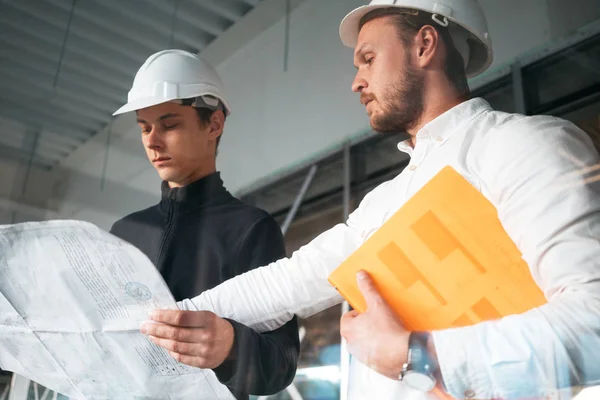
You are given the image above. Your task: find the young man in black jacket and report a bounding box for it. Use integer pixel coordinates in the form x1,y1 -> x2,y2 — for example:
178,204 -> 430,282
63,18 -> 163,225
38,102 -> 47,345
110,49 -> 299,400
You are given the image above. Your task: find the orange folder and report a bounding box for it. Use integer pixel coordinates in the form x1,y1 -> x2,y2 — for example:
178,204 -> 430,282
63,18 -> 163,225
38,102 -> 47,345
328,166 -> 547,332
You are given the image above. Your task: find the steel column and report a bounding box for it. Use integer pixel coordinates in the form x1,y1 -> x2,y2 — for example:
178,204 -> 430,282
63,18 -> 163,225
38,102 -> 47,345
511,62 -> 527,114
280,164 -> 318,236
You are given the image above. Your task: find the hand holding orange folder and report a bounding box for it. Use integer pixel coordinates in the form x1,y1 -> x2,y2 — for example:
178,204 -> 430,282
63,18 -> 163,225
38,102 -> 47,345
329,166 -> 546,332
329,166 -> 547,399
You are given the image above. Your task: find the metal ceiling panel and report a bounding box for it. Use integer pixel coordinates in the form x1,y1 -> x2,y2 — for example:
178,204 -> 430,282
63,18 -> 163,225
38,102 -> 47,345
0,66 -> 119,115
0,129 -> 30,151
191,0 -> 248,22
0,118 -> 79,158
0,91 -> 105,134
0,29 -> 133,89
0,102 -> 93,141
1,49 -> 125,105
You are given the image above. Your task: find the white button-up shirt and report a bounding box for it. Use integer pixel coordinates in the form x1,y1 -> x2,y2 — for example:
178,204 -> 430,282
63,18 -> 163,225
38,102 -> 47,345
182,98 -> 600,399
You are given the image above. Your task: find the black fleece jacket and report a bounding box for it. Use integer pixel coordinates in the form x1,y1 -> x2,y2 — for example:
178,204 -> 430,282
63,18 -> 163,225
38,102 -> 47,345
110,172 -> 299,400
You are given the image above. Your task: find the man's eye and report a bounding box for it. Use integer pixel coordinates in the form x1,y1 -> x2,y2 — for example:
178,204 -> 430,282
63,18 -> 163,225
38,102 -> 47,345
164,124 -> 179,130
366,57 -> 374,65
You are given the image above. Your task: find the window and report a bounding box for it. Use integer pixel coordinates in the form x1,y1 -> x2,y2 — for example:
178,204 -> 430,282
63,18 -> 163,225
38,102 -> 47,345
523,33 -> 600,115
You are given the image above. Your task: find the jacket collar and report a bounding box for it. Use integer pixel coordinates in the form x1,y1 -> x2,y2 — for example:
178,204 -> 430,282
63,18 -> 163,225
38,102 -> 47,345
159,172 -> 231,212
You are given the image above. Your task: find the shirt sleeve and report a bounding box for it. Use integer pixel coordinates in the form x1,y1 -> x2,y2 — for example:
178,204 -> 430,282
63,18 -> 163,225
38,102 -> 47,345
179,206 -> 366,333
108,219 -> 122,236
211,216 -> 300,395
433,117 -> 600,399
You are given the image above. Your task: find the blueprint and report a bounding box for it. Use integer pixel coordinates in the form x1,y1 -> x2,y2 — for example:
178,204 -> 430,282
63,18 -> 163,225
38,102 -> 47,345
0,220 -> 235,400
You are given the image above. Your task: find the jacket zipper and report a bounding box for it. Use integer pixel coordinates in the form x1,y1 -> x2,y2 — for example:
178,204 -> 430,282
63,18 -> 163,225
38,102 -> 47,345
156,194 -> 178,268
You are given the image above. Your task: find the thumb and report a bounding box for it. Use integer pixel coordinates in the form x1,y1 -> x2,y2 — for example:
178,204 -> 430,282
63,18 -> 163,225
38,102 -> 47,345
356,270 -> 383,309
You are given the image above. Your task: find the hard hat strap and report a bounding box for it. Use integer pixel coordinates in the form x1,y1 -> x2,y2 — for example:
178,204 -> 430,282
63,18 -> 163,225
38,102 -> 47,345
179,98 -> 196,107
176,96 -> 224,113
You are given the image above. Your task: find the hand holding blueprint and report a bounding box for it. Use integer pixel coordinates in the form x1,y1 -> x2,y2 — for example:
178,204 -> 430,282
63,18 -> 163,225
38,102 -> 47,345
0,220 -> 235,400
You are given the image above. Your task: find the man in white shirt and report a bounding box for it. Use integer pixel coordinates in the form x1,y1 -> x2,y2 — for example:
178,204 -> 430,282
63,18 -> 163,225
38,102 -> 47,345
141,0 -> 600,398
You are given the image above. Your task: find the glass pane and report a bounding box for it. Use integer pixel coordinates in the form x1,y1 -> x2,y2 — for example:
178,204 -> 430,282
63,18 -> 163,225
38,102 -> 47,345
273,205 -> 343,400
523,34 -> 600,114
294,307 -> 341,400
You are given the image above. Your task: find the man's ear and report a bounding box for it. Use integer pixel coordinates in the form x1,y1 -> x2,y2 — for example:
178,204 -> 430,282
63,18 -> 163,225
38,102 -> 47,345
413,25 -> 440,68
208,110 -> 225,140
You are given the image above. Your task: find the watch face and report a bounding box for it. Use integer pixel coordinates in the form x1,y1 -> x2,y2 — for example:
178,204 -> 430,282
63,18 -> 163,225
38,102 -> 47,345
403,371 -> 436,392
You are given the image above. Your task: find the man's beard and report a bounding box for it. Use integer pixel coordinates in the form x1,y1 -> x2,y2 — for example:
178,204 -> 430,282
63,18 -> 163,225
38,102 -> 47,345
370,62 -> 425,134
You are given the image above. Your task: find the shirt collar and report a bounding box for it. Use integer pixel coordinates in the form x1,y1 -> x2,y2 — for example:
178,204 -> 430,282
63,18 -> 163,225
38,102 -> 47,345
397,97 -> 492,155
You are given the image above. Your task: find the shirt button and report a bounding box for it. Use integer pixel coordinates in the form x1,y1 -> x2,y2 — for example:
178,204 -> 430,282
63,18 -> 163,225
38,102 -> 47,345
436,136 -> 444,142
464,389 -> 476,398
408,165 -> 417,171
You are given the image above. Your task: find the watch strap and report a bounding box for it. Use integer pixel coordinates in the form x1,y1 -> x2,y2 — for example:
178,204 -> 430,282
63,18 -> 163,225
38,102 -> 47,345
409,332 -> 431,364
406,331 -> 438,375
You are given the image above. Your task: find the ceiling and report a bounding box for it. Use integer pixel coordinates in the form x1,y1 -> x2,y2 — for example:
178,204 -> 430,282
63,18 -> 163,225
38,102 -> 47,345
0,0 -> 263,170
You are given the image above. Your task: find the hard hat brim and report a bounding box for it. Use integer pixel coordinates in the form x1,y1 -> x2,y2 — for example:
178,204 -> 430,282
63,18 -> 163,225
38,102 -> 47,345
113,95 -> 232,116
339,5 -> 383,49
112,96 -> 173,116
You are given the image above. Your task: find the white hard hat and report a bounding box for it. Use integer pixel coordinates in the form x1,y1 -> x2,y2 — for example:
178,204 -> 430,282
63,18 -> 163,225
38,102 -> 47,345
339,0 -> 493,78
113,49 -> 232,116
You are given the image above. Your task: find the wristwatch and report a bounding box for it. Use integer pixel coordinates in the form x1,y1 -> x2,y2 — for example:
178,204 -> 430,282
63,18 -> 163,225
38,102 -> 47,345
400,331 -> 437,391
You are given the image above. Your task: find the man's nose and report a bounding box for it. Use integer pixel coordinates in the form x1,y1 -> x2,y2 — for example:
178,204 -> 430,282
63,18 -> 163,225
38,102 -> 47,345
144,129 -> 163,150
352,72 -> 367,93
